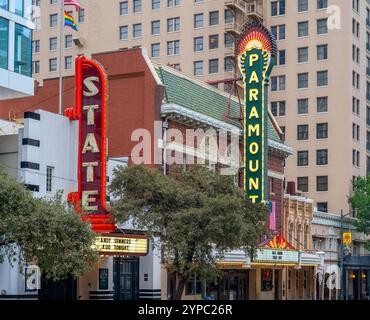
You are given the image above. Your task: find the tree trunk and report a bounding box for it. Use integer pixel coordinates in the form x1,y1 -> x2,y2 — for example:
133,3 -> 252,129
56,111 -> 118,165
174,274 -> 188,300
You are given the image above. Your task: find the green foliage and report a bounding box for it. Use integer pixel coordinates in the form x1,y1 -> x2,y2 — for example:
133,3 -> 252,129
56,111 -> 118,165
109,165 -> 268,299
0,169 -> 98,280
349,176 -> 370,250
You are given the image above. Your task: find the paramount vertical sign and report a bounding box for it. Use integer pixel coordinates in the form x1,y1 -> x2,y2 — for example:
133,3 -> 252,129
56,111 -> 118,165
65,56 -> 115,233
236,22 -> 277,203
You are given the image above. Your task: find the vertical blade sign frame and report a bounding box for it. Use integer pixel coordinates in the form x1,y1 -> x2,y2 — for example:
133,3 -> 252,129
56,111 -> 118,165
64,56 -> 115,233
236,21 -> 277,204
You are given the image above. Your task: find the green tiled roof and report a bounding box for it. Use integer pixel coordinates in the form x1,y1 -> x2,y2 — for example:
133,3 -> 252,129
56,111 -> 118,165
155,65 -> 282,143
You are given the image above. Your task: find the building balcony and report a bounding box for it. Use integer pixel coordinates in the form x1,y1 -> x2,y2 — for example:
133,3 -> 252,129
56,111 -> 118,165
225,0 -> 263,20
224,45 -> 235,58
343,255 -> 370,268
225,21 -> 243,36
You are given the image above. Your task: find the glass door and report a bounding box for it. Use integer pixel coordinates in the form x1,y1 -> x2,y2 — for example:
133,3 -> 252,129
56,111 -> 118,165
113,257 -> 139,300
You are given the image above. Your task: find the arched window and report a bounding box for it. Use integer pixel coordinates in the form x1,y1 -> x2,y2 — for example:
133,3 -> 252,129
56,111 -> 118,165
288,222 -> 294,244
304,225 -> 309,249
296,224 -> 302,249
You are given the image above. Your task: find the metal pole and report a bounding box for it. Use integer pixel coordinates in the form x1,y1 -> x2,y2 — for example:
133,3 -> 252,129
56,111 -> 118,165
339,209 -> 344,300
58,0 -> 65,114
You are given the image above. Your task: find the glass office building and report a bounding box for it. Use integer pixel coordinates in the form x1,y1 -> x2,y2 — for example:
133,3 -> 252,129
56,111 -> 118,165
0,0 -> 34,99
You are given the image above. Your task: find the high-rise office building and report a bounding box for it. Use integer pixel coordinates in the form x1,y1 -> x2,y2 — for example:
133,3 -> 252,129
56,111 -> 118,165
0,0 -> 34,99
29,0 -> 369,214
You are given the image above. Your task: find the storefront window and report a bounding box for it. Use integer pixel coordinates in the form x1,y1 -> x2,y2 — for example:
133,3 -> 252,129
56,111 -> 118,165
14,23 -> 32,77
0,0 -> 8,10
186,274 -> 202,295
0,17 -> 8,70
261,269 -> 273,291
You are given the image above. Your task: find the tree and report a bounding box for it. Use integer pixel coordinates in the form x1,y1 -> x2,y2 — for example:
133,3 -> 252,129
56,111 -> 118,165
0,169 -> 98,281
109,165 -> 268,300
349,176 -> 370,250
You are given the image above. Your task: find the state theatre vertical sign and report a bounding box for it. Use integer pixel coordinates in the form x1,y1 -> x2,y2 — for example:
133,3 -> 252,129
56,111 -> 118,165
236,22 -> 277,203
65,56 -> 115,233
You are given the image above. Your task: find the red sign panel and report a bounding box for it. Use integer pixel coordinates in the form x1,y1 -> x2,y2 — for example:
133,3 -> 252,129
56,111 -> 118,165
65,56 -> 115,233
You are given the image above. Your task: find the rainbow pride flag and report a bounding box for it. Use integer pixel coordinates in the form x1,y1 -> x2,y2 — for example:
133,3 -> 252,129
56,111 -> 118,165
64,11 -> 78,31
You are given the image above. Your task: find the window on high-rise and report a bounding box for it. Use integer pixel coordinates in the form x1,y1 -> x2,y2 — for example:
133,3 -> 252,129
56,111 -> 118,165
278,50 -> 286,65
224,58 -> 234,72
194,37 -> 203,52
271,101 -> 286,116
209,11 -> 219,26
133,0 -> 141,13
224,33 -> 234,48
50,14 -> 58,28
317,0 -> 327,9
65,56 -> 72,70
194,13 -> 204,28
32,60 -> 40,74
120,1 -> 128,15
49,58 -> 57,72
297,151 -> 309,166
298,98 -> 309,114
317,18 -> 328,34
298,0 -> 308,12
298,21 -> 309,37
14,23 -> 32,77
133,23 -> 142,38
271,0 -> 285,16
209,34 -> 219,50
152,0 -> 160,10
0,17 -> 9,70
32,40 -> 40,53
316,123 -> 328,139
224,9 -> 234,24
297,177 -> 309,192
271,76 -> 285,91
151,20 -> 160,35
298,47 -> 308,63
317,44 -> 328,60
271,25 -> 286,40
167,40 -> 180,55
167,17 -> 180,32
317,176 -> 328,192
78,8 -> 85,22
65,35 -> 72,49
193,60 -> 203,76
209,59 -> 219,74
317,202 -> 328,212
167,0 -> 181,7
317,70 -> 328,87
120,25 -> 128,40
317,149 -> 328,165
298,73 -> 309,88
49,37 -> 57,51
297,124 -> 309,140
317,97 -> 328,112
151,43 -> 160,58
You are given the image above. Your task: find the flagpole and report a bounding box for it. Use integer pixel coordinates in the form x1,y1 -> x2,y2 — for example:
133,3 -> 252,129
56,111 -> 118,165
58,0 -> 65,115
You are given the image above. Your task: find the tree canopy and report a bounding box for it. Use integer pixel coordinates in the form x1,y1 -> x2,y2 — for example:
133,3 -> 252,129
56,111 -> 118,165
109,165 -> 268,299
349,176 -> 370,250
0,169 -> 98,280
